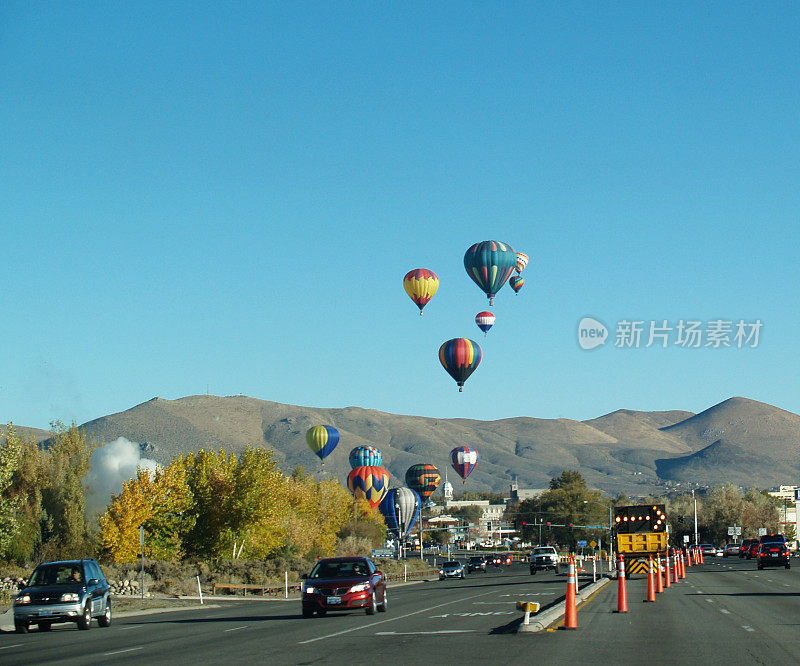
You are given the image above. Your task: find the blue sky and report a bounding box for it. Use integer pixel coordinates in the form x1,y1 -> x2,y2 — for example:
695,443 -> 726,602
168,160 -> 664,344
2,2 -> 799,430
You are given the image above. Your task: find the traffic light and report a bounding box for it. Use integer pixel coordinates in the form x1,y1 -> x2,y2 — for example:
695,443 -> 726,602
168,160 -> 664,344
546,522 -> 552,529
569,523 -> 573,531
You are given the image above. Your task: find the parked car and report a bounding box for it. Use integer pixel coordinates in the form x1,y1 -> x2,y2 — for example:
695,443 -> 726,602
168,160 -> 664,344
439,560 -> 465,580
723,543 -> 739,557
301,557 -> 386,617
756,542 -> 791,570
467,556 -> 487,573
740,538 -> 759,558
529,546 -> 560,575
13,559 -> 111,633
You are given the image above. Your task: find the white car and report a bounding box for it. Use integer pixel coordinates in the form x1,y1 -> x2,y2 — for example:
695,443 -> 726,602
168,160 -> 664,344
529,546 -> 560,574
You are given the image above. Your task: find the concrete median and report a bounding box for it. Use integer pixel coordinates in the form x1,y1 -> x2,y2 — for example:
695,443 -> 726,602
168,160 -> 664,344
517,575 -> 611,633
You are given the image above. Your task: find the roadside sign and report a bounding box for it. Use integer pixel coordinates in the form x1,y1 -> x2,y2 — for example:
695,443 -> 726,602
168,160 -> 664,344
728,526 -> 735,536
683,535 -> 689,543
758,527 -> 767,536
589,540 -> 597,548
372,548 -> 394,558
795,488 -> 800,501
735,527 -> 742,536
577,540 -> 587,548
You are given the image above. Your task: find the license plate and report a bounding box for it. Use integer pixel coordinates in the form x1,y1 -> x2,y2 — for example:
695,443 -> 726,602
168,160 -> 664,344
326,596 -> 341,604
770,554 -> 778,557
39,609 -> 53,616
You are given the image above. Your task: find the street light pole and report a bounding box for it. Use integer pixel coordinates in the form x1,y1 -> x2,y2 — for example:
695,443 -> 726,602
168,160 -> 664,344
692,490 -> 699,545
584,500 -> 613,563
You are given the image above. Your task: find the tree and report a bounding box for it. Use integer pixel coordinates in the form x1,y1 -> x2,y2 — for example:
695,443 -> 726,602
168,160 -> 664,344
0,425 -> 23,557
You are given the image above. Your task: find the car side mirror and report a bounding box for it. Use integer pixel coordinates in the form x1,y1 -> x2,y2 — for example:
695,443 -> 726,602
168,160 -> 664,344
374,571 -> 382,577
300,573 -> 308,580
87,578 -> 99,586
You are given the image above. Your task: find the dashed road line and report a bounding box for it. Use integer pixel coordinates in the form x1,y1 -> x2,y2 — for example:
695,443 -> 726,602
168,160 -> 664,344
0,645 -> 23,651
720,609 -> 730,614
105,647 -> 144,656
224,625 -> 248,632
376,630 -> 474,636
742,626 -> 755,632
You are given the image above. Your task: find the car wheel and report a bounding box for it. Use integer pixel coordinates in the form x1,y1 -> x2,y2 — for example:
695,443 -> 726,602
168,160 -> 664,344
38,621 -> 52,631
786,564 -> 791,569
530,568 -> 536,575
77,604 -> 92,630
460,573 -> 465,579
553,565 -> 559,574
366,593 -> 377,615
14,620 -> 29,634
757,564 -> 763,570
377,589 -> 387,613
98,599 -> 112,627
316,609 -> 327,616
302,607 -> 314,618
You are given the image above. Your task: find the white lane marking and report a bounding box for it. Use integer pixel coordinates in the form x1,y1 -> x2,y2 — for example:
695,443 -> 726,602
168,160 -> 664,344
298,590 -> 495,644
720,609 -> 730,614
224,625 -> 248,632
706,599 -> 714,603
0,645 -> 23,651
118,625 -> 144,630
105,647 -> 144,656
696,590 -> 703,594
377,630 -> 474,635
742,626 -> 755,632
473,601 -> 521,605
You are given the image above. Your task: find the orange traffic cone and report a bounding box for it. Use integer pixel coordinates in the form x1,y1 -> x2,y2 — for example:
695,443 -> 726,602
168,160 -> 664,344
614,555 -> 628,612
562,555 -> 577,629
686,548 -> 693,567
678,550 -> 686,579
695,547 -> 700,565
672,550 -> 679,583
655,553 -> 664,593
644,555 -> 656,602
700,547 -> 704,564
664,553 -> 671,588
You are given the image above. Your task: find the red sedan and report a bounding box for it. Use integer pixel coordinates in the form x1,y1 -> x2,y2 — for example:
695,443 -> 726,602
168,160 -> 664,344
301,557 -> 387,618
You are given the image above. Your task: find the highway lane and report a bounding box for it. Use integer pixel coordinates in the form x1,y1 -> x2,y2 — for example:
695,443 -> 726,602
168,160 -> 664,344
5,558 -> 797,664
0,564 -> 579,665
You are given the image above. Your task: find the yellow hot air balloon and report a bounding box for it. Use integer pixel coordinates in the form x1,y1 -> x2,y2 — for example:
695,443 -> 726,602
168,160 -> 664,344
403,268 -> 439,315
515,252 -> 529,273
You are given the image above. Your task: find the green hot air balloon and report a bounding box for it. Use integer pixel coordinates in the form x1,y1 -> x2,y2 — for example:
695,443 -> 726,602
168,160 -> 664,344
405,463 -> 441,503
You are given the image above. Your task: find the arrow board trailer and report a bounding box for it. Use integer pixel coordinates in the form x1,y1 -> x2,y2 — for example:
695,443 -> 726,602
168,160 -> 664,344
614,504 -> 668,577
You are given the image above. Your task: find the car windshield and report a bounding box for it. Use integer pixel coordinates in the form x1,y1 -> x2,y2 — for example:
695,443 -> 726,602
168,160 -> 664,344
469,557 -> 482,562
28,564 -> 84,587
309,560 -> 369,579
443,561 -> 461,567
533,548 -> 554,555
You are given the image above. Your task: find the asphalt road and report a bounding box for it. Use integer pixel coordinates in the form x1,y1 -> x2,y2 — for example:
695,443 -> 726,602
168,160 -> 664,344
2,558 -> 799,664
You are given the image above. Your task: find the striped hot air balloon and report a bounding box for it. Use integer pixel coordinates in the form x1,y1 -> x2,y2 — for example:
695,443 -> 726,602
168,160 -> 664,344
474,311 -> 495,336
450,445 -> 479,483
347,466 -> 391,509
509,275 -> 524,294
403,268 -> 439,315
515,252 -> 529,273
438,338 -> 482,391
379,487 -> 421,540
349,445 -> 383,469
463,241 -> 517,305
405,464 -> 441,502
305,425 -> 339,464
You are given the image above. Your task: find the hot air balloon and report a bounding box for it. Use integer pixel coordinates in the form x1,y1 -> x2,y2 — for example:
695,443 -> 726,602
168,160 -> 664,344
515,252 -> 529,273
347,466 -> 391,509
450,445 -> 479,483
349,445 -> 383,469
509,275 -> 524,294
474,311 -> 495,336
405,464 -> 441,502
463,241 -> 517,305
379,487 -> 421,540
305,425 -> 339,464
438,338 -> 482,392
403,268 -> 439,315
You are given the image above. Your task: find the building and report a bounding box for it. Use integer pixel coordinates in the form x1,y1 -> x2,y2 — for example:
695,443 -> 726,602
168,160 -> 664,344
508,482 -> 548,505
767,485 -> 798,540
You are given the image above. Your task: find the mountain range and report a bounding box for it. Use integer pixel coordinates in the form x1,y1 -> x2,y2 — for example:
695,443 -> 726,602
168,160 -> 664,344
18,395 -> 800,497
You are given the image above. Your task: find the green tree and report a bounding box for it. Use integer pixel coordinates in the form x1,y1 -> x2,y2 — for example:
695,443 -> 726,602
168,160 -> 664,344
0,426 -> 23,557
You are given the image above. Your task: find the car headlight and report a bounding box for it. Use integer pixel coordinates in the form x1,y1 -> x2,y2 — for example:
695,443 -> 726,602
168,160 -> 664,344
60,593 -> 80,602
303,585 -> 316,594
15,594 -> 31,605
439,570 -> 444,574
349,582 -> 370,593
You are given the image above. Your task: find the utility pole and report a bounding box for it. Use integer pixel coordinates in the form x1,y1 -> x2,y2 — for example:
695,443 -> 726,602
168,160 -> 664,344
692,490 -> 699,545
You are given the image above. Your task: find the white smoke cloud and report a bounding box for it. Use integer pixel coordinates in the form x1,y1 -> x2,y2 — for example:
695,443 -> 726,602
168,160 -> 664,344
84,437 -> 159,519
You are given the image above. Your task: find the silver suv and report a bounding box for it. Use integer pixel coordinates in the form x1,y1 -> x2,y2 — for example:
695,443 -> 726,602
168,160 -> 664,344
13,559 -> 112,633
529,546 -> 560,574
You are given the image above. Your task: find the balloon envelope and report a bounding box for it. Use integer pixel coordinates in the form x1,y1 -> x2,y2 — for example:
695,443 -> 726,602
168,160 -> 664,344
349,445 -> 383,469
463,241 -> 517,304
474,311 -> 495,335
515,252 -> 529,273
347,466 -> 391,509
450,445 -> 479,482
509,275 -> 524,293
405,463 -> 441,501
305,425 -> 339,462
403,268 -> 439,314
439,338 -> 482,391
379,487 -> 420,539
